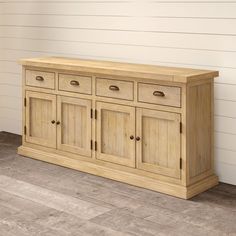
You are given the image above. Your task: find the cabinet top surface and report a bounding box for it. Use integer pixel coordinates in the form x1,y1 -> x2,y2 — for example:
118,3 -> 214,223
20,57 -> 219,83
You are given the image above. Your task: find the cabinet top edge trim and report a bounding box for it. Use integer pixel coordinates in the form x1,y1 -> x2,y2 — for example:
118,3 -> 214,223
20,57 -> 219,83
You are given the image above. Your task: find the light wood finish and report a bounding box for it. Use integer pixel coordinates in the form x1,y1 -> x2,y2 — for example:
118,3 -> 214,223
58,73 -> 92,95
187,81 -> 214,185
18,57 -> 219,199
20,57 -> 219,83
3,132 -> 232,236
57,96 -> 92,157
96,78 -> 134,101
25,69 -> 55,89
25,91 -> 57,148
136,108 -> 181,179
96,102 -> 135,167
18,146 -> 219,200
138,83 -> 181,107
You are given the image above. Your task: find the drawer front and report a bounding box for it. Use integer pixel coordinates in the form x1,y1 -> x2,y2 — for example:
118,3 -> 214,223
96,78 -> 134,100
59,74 -> 92,94
138,83 -> 181,107
25,70 -> 55,89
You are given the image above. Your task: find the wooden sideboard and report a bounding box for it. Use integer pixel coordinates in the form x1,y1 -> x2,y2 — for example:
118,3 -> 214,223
18,57 -> 219,199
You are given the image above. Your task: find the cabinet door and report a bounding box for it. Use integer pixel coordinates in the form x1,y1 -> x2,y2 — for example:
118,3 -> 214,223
25,91 -> 56,148
57,96 -> 92,157
96,102 -> 135,167
136,108 -> 181,179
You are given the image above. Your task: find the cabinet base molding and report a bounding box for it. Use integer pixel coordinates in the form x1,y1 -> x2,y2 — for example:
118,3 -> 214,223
18,146 -> 218,199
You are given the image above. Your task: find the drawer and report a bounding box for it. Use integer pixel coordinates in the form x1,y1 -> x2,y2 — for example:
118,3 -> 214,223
59,74 -> 92,94
25,70 -> 55,89
138,83 -> 181,107
96,78 -> 133,100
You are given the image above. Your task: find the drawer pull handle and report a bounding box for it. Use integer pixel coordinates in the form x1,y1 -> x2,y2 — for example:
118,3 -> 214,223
70,80 -> 80,86
153,91 -> 165,97
35,76 -> 44,81
109,85 -> 119,91
51,120 -> 55,124
130,135 -> 134,140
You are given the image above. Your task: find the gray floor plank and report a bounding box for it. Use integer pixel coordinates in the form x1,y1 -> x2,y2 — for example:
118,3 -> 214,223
0,131 -> 236,236
0,175 -> 111,220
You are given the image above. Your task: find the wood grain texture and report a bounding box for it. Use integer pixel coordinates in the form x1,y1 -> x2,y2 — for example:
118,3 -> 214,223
2,132 -> 235,236
136,108 -> 181,179
18,145 -> 218,200
138,82 -> 181,107
96,78 -> 134,101
19,57 -> 218,83
25,69 -> 55,90
18,57 -> 218,198
96,102 -> 135,168
25,91 -> 56,149
58,73 -> 92,95
187,81 -> 213,185
0,1 -> 235,186
57,96 -> 92,157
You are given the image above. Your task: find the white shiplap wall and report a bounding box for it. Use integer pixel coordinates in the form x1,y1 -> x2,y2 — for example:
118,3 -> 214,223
0,1 -> 4,132
0,0 -> 236,185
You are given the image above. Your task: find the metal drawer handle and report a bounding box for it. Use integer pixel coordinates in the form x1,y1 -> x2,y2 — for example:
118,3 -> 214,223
153,91 -> 165,97
70,80 -> 80,86
109,85 -> 119,91
35,76 -> 44,81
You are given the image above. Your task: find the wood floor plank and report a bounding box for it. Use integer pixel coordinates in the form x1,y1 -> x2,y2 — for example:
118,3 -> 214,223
0,132 -> 236,236
90,208 -> 174,236
0,175 -> 111,220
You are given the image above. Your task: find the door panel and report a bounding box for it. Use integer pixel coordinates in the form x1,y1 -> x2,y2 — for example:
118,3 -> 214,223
96,102 -> 135,167
25,91 -> 56,148
57,96 -> 92,157
136,108 -> 181,179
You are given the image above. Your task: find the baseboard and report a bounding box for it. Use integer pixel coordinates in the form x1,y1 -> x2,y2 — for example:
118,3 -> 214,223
18,145 -> 219,199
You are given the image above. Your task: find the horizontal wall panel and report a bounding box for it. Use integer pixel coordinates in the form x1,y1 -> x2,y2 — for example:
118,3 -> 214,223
215,99 -> 236,118
1,0 -> 236,185
215,148 -> 236,166
3,2 -> 236,18
0,84 -> 21,97
2,38 -> 236,68
215,161 -> 236,185
4,0 -> 131,2
215,132 -> 236,152
215,83 -> 236,101
0,61 -> 22,74
1,26 -> 236,52
0,73 -> 21,86
2,49 -> 236,86
1,15 -> 236,35
215,116 -> 236,135
0,117 -> 21,135
0,107 -> 21,117
0,95 -> 21,109
3,49 -> 236,89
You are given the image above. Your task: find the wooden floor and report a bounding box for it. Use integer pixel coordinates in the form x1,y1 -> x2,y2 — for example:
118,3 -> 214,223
0,132 -> 236,236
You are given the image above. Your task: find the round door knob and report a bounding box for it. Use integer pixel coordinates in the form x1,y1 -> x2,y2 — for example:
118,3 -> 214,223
56,121 -> 60,125
130,135 -> 134,140
136,136 -> 141,141
51,120 -> 55,124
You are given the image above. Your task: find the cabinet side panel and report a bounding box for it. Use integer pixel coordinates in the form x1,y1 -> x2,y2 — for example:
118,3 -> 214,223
188,81 -> 214,184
